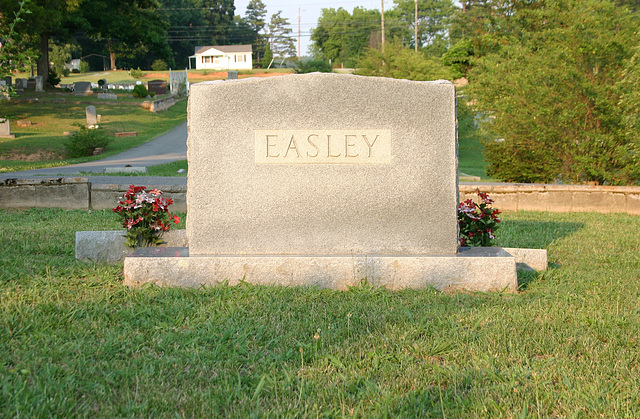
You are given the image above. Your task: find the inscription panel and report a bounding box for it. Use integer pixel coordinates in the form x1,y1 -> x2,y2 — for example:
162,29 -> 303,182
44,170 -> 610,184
255,130 -> 391,164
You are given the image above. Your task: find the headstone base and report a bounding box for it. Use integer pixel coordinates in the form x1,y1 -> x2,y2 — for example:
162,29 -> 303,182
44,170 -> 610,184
123,247 -> 518,292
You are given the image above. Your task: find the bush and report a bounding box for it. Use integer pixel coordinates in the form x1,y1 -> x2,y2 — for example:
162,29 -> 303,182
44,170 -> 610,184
132,84 -> 149,98
64,125 -> 112,158
151,59 -> 168,71
295,59 -> 332,74
130,67 -> 144,79
47,68 -> 61,86
79,61 -> 90,74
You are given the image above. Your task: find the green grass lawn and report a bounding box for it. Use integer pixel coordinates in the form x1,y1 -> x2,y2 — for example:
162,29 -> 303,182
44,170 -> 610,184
1,209 -> 639,416
0,94 -> 186,172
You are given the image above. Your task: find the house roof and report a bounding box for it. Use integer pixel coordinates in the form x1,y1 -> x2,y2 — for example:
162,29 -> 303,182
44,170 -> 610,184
194,45 -> 252,55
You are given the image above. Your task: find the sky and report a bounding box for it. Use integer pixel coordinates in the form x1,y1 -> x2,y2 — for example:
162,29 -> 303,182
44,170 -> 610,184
235,0 -> 387,56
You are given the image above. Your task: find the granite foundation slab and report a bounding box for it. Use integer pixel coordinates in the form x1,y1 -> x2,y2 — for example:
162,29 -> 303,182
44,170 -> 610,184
76,230 -> 188,264
123,247 -> 517,292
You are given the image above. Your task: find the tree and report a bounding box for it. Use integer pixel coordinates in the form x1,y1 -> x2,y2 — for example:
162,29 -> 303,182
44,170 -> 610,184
392,0 -> 454,56
80,0 -> 172,70
267,11 -> 295,64
0,0 -> 34,80
49,41 -> 81,76
310,7 -> 382,68
244,0 -> 267,63
0,0 -> 85,80
472,0 -> 640,185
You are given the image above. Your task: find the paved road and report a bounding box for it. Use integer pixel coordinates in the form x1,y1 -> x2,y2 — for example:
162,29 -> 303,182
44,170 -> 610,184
0,122 -> 188,185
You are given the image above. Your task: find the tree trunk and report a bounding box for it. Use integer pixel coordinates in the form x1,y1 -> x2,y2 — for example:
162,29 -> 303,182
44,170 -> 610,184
37,33 -> 49,83
109,40 -> 116,70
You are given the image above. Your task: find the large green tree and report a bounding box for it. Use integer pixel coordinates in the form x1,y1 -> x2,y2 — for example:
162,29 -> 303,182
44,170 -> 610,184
244,0 -> 267,63
310,7 -> 382,68
472,0 -> 640,185
266,11 -> 295,64
0,0 -> 84,80
392,0 -> 454,56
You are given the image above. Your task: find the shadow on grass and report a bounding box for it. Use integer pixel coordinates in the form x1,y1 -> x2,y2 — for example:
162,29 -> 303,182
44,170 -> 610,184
496,219 -> 585,250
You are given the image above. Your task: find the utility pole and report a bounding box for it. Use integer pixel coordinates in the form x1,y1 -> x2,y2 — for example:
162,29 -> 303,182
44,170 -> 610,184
381,0 -> 385,53
298,8 -> 301,61
414,0 -> 418,53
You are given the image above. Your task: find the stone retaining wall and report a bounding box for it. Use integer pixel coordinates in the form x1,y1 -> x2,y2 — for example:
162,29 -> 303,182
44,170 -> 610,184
459,184 -> 640,215
1,178 -> 638,215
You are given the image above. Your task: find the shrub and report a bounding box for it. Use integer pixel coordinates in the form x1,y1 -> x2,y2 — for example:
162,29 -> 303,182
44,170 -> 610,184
132,84 -> 149,98
295,59 -> 332,74
64,125 -> 112,158
458,190 -> 501,247
79,60 -> 90,74
47,68 -> 61,86
130,67 -> 144,79
151,59 -> 168,71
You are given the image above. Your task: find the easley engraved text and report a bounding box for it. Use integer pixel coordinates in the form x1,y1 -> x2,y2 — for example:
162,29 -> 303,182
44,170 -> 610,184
255,130 -> 391,164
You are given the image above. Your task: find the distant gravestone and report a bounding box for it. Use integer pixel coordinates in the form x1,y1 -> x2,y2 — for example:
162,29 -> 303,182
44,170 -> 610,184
169,70 -> 188,96
227,71 -> 238,80
35,76 -> 44,91
86,106 -> 98,126
4,77 -> 11,87
14,78 -> 26,89
0,119 -> 15,139
26,79 -> 36,90
147,79 -> 168,95
97,93 -> 117,100
74,81 -> 92,94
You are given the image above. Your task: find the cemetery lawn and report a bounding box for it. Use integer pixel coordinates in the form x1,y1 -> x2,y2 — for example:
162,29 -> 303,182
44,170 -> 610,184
1,209 -> 639,417
0,95 -> 187,173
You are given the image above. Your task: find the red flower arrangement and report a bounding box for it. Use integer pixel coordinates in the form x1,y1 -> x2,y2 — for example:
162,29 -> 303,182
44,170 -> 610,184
458,190 -> 501,247
113,185 -> 180,248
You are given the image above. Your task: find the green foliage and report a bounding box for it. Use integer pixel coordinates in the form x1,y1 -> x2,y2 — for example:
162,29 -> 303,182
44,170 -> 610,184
471,0 -> 640,185
0,0 -> 32,83
267,11 -> 296,63
64,125 -> 112,158
355,40 -> 453,81
132,84 -> 149,98
295,59 -> 333,74
49,42 -> 80,78
392,0 -> 454,56
130,67 -> 144,79
442,39 -> 473,79
151,59 -> 168,71
260,44 -> 274,68
47,68 -> 61,87
79,60 -> 91,74
311,7 -> 383,68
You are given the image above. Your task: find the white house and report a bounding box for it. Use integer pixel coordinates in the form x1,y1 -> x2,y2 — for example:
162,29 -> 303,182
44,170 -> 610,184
189,45 -> 253,71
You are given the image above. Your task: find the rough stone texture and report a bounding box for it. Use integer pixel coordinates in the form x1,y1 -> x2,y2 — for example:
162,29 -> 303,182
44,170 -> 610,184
459,184 -> 640,215
124,247 -> 517,292
170,71 -> 188,96
148,80 -> 168,95
74,81 -> 92,94
142,96 -> 176,112
0,119 -> 15,138
503,248 -> 547,271
90,184 -> 187,212
97,93 -> 117,100
35,76 -> 44,92
0,178 -> 90,209
187,74 -> 459,256
76,230 -> 188,264
86,106 -> 97,125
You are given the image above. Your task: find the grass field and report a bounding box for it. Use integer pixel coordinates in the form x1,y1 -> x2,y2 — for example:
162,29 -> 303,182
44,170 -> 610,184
1,209 -> 639,416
